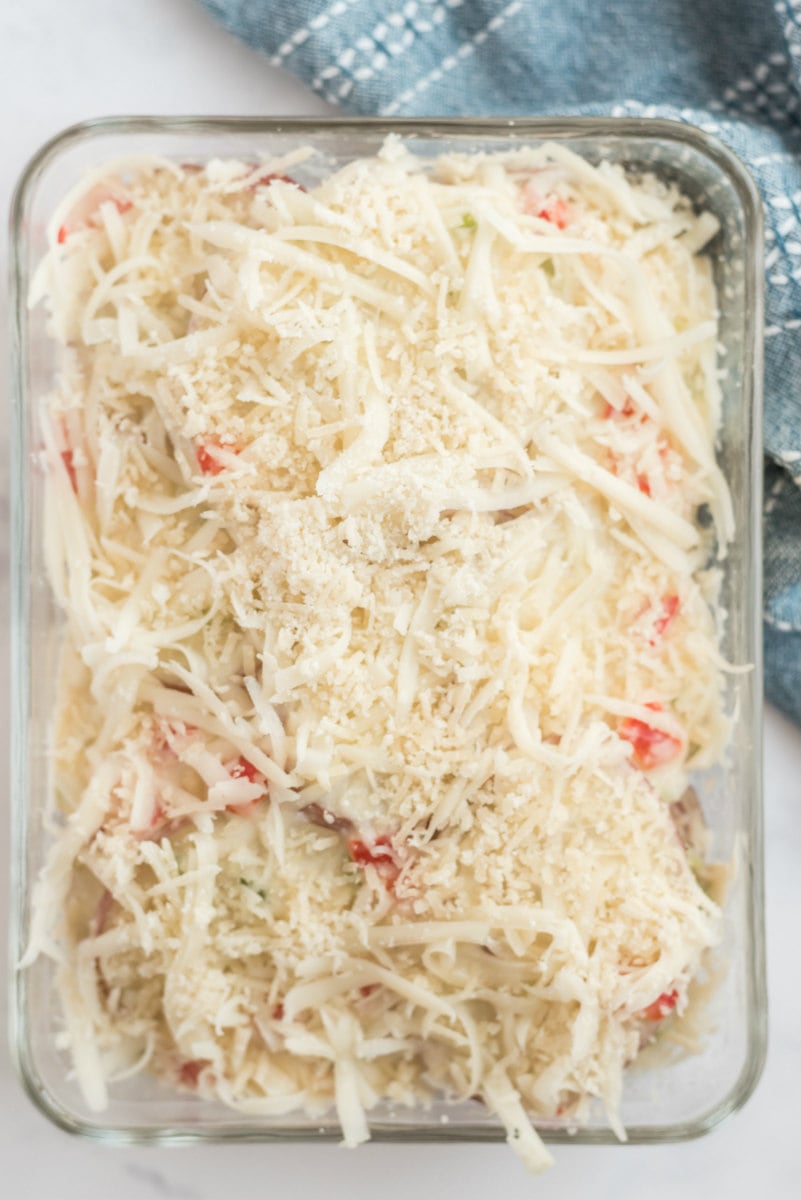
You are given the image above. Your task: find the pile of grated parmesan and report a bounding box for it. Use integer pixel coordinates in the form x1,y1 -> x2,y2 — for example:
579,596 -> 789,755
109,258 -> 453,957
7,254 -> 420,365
27,137 -> 733,1171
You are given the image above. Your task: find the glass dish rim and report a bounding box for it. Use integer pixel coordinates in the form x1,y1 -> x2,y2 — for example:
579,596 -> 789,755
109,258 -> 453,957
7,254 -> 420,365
8,113 -> 766,1148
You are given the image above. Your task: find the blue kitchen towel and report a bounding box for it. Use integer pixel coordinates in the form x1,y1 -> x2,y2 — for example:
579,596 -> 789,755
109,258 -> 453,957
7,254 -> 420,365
202,0 -> 801,724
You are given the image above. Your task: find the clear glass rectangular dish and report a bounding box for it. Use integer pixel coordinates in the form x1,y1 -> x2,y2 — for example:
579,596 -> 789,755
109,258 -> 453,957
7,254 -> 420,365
8,116 -> 766,1147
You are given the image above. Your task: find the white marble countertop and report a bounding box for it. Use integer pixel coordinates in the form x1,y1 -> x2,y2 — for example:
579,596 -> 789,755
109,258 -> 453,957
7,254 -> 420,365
1,2 -> 799,1196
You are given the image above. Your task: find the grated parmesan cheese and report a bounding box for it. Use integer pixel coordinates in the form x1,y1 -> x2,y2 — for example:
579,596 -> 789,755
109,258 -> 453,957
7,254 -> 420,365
27,140 -> 733,1171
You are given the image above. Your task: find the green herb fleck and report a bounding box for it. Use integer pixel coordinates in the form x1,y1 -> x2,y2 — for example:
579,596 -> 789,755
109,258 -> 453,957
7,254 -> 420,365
240,877 -> 267,901
541,258 -> 555,277
461,212 -> 477,230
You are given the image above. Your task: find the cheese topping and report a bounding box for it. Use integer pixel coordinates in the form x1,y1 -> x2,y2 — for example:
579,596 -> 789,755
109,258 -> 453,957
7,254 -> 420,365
27,139 -> 731,1170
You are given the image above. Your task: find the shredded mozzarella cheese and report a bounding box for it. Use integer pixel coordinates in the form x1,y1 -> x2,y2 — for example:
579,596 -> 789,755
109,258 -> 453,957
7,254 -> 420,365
27,139 -> 731,1171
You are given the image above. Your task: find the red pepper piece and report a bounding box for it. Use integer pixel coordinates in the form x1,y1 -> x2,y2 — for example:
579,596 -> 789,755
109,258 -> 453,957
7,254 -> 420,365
348,834 -> 395,865
178,1059 -> 209,1087
603,397 -> 641,421
61,448 -> 78,492
640,988 -> 679,1021
272,1002 -> 285,1021
619,704 -> 682,770
229,757 -> 260,783
196,439 -> 226,475
347,834 -> 400,889
57,192 -> 132,244
196,436 -> 242,476
225,756 -> 267,816
652,594 -> 680,639
536,197 -> 569,229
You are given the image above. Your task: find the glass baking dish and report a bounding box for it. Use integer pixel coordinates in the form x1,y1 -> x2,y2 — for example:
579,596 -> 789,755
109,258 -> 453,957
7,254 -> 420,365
8,116 -> 766,1147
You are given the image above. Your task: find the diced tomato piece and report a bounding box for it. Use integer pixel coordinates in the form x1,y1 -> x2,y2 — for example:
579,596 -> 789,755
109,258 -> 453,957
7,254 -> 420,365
619,707 -> 682,770
652,594 -> 680,639
229,757 -> 260,783
272,1002 -> 285,1021
603,397 -> 642,421
536,197 -> 569,229
61,448 -> 78,492
225,756 -> 267,816
640,989 -> 679,1021
521,181 -> 569,227
196,436 -> 242,476
348,834 -> 395,866
178,1059 -> 209,1087
57,190 -> 132,244
604,434 -> 658,497
348,834 -> 400,889
196,439 -> 226,475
